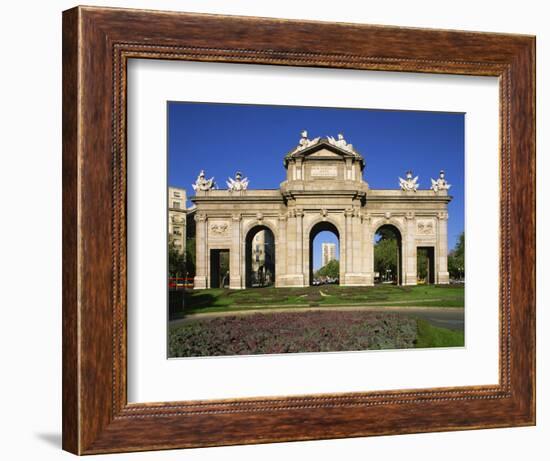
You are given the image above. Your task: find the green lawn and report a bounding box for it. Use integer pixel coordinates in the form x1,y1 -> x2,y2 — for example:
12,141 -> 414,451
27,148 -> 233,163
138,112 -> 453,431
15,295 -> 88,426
414,319 -> 465,348
173,284 -> 464,316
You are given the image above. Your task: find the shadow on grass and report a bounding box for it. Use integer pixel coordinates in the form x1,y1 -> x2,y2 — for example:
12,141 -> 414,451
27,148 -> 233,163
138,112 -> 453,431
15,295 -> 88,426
414,319 -> 464,348
169,290 -> 219,320
184,292 -> 220,309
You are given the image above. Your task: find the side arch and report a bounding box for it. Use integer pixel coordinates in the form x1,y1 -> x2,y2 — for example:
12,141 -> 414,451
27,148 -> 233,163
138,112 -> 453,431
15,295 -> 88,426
242,219 -> 278,242
372,222 -> 404,285
370,218 -> 406,240
244,224 -> 276,288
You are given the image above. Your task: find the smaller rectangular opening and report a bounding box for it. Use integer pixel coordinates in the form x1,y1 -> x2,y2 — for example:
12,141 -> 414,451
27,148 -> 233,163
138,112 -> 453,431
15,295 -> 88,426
210,249 -> 230,288
417,246 -> 435,284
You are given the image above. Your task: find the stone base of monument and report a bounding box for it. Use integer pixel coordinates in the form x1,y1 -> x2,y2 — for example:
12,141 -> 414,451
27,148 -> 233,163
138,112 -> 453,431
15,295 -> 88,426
437,272 -> 450,284
275,274 -> 306,288
193,276 -> 208,290
229,276 -> 244,290
341,273 -> 373,287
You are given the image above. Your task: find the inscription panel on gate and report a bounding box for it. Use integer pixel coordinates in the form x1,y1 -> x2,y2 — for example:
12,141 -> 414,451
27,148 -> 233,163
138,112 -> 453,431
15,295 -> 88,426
311,166 -> 338,178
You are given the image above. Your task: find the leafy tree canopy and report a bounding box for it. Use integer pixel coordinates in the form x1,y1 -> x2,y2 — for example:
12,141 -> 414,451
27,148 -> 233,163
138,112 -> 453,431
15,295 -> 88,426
168,241 -> 186,277
315,259 -> 340,279
374,237 -> 398,277
448,232 -> 465,279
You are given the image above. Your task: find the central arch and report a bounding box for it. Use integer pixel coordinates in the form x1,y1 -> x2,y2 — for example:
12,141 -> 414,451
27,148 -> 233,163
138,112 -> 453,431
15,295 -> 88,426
245,225 -> 276,288
309,221 -> 340,286
373,224 -> 403,285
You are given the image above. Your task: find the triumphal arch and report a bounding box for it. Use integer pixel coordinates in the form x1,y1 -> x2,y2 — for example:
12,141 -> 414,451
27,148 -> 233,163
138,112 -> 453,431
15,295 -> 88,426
191,131 -> 451,289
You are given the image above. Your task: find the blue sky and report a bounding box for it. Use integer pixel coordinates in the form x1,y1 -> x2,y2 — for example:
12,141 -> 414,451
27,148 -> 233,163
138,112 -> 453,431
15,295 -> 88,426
168,102 -> 464,270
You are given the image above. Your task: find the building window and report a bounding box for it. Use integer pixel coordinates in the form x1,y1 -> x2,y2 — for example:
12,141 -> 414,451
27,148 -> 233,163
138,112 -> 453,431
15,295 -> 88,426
173,191 -> 181,198
172,201 -> 180,209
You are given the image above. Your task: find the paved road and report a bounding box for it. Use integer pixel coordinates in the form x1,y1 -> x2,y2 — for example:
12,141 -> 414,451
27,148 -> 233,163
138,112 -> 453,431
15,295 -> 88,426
171,306 -> 464,331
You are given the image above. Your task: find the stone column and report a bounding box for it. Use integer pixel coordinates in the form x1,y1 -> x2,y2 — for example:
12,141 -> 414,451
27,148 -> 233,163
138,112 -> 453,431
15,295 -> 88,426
351,209 -> 362,274
276,213 -> 287,286
193,212 -> 208,289
295,208 -> 305,285
404,211 -> 417,285
229,213 -> 243,289
345,158 -> 353,180
363,214 -> 375,286
343,208 -> 354,285
295,159 -> 303,180
437,211 -> 450,284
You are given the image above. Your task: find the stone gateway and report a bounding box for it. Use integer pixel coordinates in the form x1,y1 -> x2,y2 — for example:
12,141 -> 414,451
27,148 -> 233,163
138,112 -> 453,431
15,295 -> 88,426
190,132 -> 451,289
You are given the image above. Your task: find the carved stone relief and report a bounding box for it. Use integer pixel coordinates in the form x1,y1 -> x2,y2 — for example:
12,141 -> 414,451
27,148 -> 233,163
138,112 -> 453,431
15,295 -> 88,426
416,220 -> 435,235
210,222 -> 229,235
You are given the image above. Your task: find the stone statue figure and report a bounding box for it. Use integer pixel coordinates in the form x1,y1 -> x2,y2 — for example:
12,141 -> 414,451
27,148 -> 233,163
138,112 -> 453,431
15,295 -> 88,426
430,170 -> 451,192
192,169 -> 215,192
327,133 -> 355,153
399,170 -> 419,192
227,171 -> 249,191
294,130 -> 320,152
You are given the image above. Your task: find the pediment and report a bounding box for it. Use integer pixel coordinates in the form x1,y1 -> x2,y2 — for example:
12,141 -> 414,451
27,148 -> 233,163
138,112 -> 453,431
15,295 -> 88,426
283,135 -> 365,169
307,147 -> 343,158
295,141 -> 355,159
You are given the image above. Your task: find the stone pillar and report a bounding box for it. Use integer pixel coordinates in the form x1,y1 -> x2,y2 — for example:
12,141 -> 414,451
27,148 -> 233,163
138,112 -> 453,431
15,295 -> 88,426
193,212 -> 208,289
352,209 -> 362,274
341,208 -> 354,285
345,209 -> 353,272
278,209 -> 305,287
276,213 -> 287,287
437,211 -> 450,284
229,213 -> 243,289
295,208 -> 305,285
404,212 -> 417,285
363,214 -> 375,286
345,158 -> 353,180
295,159 -> 303,180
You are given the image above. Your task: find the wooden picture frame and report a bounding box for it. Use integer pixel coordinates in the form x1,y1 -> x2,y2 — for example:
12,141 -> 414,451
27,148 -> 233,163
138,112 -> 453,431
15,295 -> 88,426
62,5 -> 535,454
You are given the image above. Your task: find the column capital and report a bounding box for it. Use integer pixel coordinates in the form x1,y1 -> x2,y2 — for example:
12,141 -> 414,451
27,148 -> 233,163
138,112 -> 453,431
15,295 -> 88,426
437,211 -> 449,221
231,213 -> 241,222
194,212 -> 207,222
344,208 -> 354,218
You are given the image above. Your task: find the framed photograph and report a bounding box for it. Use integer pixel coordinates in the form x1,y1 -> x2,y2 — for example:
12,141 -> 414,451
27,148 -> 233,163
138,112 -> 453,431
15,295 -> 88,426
62,6 -> 535,454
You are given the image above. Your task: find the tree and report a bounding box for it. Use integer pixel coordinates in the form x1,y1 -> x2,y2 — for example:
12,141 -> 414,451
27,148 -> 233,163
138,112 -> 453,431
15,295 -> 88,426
184,237 -> 196,278
316,259 -> 340,279
417,248 -> 428,281
168,241 -> 186,277
448,232 -> 465,280
374,238 -> 398,281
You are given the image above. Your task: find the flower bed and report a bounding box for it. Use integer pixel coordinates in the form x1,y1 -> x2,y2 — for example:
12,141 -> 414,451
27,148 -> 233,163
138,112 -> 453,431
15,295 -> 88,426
169,311 -> 417,357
